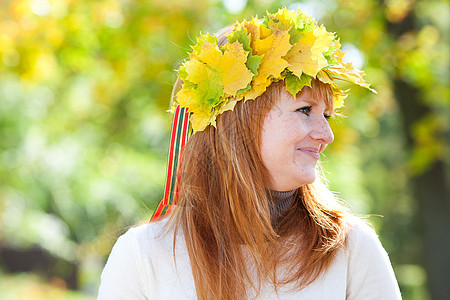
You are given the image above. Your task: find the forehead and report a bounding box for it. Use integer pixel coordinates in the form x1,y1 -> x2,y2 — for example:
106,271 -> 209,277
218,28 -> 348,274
279,86 -> 333,110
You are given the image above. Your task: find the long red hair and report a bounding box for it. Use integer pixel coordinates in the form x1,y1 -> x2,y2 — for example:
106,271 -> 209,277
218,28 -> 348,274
165,78 -> 349,299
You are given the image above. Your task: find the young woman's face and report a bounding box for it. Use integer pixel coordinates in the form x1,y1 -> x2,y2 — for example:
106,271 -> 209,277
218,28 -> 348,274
260,87 -> 334,191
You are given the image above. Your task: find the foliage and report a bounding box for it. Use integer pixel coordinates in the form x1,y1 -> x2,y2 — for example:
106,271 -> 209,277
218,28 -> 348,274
175,8 -> 373,132
0,269 -> 95,300
0,0 -> 211,296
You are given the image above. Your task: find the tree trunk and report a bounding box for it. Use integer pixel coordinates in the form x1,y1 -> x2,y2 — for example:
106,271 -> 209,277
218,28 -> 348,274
394,69 -> 450,300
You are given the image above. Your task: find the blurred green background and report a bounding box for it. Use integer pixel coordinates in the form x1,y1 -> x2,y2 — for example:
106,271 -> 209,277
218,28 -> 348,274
0,0 -> 448,299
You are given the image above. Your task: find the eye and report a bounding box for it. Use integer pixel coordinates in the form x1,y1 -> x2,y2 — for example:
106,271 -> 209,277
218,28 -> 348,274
296,106 -> 312,115
324,113 -> 331,120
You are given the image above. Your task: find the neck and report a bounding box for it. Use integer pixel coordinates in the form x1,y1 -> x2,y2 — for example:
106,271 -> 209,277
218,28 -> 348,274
269,189 -> 296,223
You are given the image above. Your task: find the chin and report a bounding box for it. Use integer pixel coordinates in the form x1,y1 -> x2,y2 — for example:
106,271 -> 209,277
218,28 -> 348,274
295,173 -> 316,187
272,171 -> 317,191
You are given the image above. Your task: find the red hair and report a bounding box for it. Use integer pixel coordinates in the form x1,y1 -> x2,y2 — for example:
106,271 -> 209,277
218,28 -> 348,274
165,79 -> 349,300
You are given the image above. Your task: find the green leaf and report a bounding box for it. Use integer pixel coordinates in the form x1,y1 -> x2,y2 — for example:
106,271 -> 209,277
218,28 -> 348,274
285,71 -> 312,96
183,79 -> 197,90
191,33 -> 218,56
237,82 -> 252,94
178,65 -> 188,80
325,55 -> 338,66
325,45 -> 336,56
228,26 -> 251,52
291,14 -> 304,29
246,54 -> 263,75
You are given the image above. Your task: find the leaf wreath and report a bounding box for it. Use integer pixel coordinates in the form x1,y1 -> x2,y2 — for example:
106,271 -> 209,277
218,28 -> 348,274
174,8 -> 376,132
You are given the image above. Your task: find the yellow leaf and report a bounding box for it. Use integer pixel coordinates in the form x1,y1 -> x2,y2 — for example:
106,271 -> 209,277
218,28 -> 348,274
217,97 -> 241,114
196,41 -> 253,95
190,112 -> 213,133
244,81 -> 271,100
179,58 -> 223,124
331,84 -> 348,109
332,39 -> 345,62
223,42 -> 255,94
184,58 -> 211,84
259,24 -> 272,39
284,30 -> 328,77
175,88 -> 192,108
178,41 -> 255,131
328,62 -> 376,93
311,26 -> 334,60
317,70 -> 334,84
243,18 -> 261,48
269,8 -> 303,31
253,29 -> 291,86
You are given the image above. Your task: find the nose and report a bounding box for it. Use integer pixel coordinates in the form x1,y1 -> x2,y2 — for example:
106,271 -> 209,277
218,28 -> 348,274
310,116 -> 334,147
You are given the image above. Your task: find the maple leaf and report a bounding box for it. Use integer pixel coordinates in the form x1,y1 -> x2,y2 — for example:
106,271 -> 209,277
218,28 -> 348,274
217,97 -> 241,115
267,8 -> 304,32
317,70 -> 334,85
285,71 -> 312,97
242,29 -> 291,100
330,39 -> 344,62
195,41 -> 254,95
331,84 -> 348,109
228,24 -> 251,52
175,58 -> 223,132
284,30 -> 322,77
191,33 -> 218,57
253,29 -> 291,85
284,27 -> 333,78
177,40 -> 254,131
259,22 -> 273,39
328,62 -> 376,93
179,58 -> 223,106
176,76 -> 218,132
280,8 -> 304,30
242,18 -> 261,49
190,112 -> 215,132
311,26 -> 334,60
228,24 -> 263,75
244,81 -> 271,100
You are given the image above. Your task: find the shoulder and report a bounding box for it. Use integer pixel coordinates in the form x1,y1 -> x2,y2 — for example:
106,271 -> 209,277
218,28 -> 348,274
110,218 -> 181,270
117,219 -> 172,251
105,219 -> 172,264
344,216 -> 402,300
97,219 -> 175,299
346,217 -> 383,253
345,216 -> 392,270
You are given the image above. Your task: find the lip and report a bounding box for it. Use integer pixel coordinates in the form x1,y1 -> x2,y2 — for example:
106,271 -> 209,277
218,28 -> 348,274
296,147 -> 320,160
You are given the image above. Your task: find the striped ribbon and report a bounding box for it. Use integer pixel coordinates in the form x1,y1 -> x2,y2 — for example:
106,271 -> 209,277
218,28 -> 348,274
151,106 -> 190,221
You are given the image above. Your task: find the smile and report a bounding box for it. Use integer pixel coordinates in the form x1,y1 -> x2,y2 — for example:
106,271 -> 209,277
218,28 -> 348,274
296,148 -> 320,160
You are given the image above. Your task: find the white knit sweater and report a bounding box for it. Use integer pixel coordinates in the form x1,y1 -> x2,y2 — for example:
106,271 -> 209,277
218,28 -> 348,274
97,217 -> 401,299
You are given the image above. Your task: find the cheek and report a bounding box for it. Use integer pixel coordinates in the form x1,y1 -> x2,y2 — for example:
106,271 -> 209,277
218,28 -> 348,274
260,128 -> 277,162
262,116 -> 305,148
285,118 -> 309,142
260,119 -> 285,164
260,125 -> 297,167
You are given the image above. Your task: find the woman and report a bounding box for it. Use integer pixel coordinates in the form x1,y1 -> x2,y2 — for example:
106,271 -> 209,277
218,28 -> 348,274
98,8 -> 401,299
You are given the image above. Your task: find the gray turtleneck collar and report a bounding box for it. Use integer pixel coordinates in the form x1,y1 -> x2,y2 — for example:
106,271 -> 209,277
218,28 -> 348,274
269,189 -> 296,221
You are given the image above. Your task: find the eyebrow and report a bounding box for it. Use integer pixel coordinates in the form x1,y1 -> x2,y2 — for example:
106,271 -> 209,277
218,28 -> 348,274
298,98 -> 318,105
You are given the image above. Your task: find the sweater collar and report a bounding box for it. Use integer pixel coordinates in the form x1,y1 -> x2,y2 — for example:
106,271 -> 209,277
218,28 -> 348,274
269,189 -> 296,220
